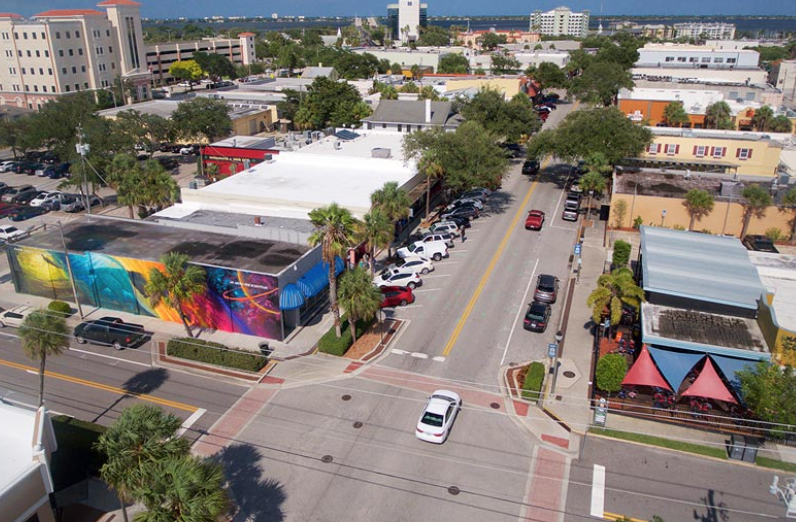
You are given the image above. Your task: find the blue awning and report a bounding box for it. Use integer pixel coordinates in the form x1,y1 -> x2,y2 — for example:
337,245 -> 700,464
296,257 -> 345,299
709,354 -> 756,395
647,346 -> 705,391
279,283 -> 305,311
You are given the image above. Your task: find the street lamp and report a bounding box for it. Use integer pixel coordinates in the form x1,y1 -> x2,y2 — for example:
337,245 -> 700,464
56,221 -> 84,319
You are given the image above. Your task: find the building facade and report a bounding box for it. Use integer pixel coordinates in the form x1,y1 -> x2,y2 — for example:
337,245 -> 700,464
456,30 -> 540,49
771,59 -> 796,106
145,33 -> 255,85
0,0 -> 151,110
636,43 -> 759,70
530,7 -> 590,38
386,0 -> 428,43
674,22 -> 736,41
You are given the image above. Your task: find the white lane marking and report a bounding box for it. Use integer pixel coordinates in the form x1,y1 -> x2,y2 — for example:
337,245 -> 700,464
591,464 -> 606,517
68,347 -> 151,368
552,178 -> 570,218
26,370 -> 38,376
398,305 -> 424,309
548,224 -> 576,230
391,349 -> 409,355
432,356 -> 446,362
177,407 -> 207,437
410,352 -> 428,359
500,258 -> 540,366
422,274 -> 451,279
413,288 -> 441,293
448,250 -> 469,253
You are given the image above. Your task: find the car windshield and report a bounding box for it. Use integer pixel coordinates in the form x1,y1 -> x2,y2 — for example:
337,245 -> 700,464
539,283 -> 555,292
421,412 -> 444,427
408,244 -> 419,253
5,227 -> 18,232
527,307 -> 546,320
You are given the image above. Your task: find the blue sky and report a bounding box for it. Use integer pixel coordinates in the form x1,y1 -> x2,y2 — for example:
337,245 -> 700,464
5,0 -> 795,18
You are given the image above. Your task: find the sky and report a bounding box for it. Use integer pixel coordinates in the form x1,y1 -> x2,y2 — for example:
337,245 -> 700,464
5,0 -> 795,19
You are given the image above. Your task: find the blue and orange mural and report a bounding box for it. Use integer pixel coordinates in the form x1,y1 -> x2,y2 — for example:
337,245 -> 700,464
7,246 -> 283,340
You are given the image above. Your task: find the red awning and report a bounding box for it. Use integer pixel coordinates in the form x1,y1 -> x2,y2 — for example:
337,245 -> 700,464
621,345 -> 671,390
681,358 -> 738,404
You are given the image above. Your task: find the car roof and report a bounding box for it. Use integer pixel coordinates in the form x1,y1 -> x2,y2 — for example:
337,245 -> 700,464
528,302 -> 550,313
528,210 -> 543,215
426,397 -> 453,415
539,274 -> 557,284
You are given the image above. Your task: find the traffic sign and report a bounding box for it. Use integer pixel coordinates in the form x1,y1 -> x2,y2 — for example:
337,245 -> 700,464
548,343 -> 558,358
574,244 -> 582,255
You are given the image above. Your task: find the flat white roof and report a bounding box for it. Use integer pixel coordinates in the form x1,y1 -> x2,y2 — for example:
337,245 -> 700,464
750,253 -> 796,332
618,87 -> 724,114
0,403 -> 36,490
179,131 -> 418,220
641,43 -> 758,54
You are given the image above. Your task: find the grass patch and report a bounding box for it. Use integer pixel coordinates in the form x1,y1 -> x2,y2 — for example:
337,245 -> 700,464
521,362 -> 546,402
167,338 -> 267,372
318,317 -> 374,356
51,415 -> 107,490
756,456 -> 796,473
592,428 -> 727,460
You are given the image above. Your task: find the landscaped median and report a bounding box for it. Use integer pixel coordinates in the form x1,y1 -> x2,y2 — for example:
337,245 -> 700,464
317,317 -> 374,356
507,361 -> 546,403
160,338 -> 273,381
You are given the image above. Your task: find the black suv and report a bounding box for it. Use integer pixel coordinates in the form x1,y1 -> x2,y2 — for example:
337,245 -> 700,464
522,159 -> 540,175
743,235 -> 779,253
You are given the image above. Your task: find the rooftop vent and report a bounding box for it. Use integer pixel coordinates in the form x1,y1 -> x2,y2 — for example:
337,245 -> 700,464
371,148 -> 391,159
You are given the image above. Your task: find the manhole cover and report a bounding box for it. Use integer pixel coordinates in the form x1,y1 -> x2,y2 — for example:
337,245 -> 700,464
353,421 -> 363,429
448,486 -> 460,495
321,455 -> 334,463
490,402 -> 501,409
508,362 -> 517,367
342,394 -> 352,401
563,371 -> 576,378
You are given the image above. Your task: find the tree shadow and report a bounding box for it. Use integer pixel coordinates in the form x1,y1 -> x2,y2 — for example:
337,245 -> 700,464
91,368 -> 169,423
693,489 -> 729,522
215,443 -> 286,522
486,190 -> 515,215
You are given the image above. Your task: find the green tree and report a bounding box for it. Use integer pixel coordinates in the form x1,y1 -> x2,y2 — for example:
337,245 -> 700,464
399,82 -> 419,94
337,266 -> 382,342
171,98 -> 232,143
360,208 -> 393,274
612,240 -> 632,268
596,353 -> 627,394
0,116 -> 28,158
419,85 -> 442,101
370,26 -> 386,46
527,62 -> 568,90
587,268 -> 644,325
769,115 -> 793,133
738,362 -> 796,427
95,404 -> 191,522
579,170 -> 607,216
527,107 -> 653,166
192,51 -> 236,79
683,189 -> 715,231
437,53 -> 470,74
704,101 -> 734,130
145,252 -> 207,338
458,89 -> 541,143
418,25 -> 450,46
18,310 -> 69,407
371,181 -> 412,256
277,44 -> 304,76
308,203 -> 360,337
662,102 -> 690,128
390,62 -> 404,75
478,32 -> 508,50
291,77 -> 370,129
752,105 -> 775,132
781,187 -> 796,243
567,61 -> 634,106
739,185 -> 773,240
418,154 -> 445,218
491,52 -> 522,75
168,60 -> 203,89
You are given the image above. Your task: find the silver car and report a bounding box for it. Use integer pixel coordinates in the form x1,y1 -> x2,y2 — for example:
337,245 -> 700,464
533,274 -> 559,304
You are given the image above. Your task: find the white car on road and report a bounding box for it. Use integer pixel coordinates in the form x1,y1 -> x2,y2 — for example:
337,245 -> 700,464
397,240 -> 448,262
29,191 -> 63,207
373,267 -> 421,289
0,305 -> 36,328
389,256 -> 434,275
416,390 -> 462,444
0,224 -> 28,242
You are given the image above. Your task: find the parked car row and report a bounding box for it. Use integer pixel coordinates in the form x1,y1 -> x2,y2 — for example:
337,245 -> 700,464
523,274 -> 560,333
0,184 -> 103,219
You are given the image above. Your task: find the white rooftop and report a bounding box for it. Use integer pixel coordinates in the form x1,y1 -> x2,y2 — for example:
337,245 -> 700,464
749,253 -> 796,332
0,402 -> 37,489
640,43 -> 759,54
174,130 -> 418,220
618,87 -> 724,114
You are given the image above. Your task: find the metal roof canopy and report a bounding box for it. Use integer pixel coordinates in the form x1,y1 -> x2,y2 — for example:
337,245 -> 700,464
640,226 -> 765,310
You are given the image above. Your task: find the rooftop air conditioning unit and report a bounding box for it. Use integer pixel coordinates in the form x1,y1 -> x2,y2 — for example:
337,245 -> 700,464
334,141 -> 342,150
371,147 -> 391,158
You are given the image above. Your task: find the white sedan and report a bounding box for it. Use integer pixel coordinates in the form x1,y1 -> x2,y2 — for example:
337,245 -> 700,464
392,256 -> 434,275
416,390 -> 462,444
373,267 -> 421,289
29,191 -> 62,207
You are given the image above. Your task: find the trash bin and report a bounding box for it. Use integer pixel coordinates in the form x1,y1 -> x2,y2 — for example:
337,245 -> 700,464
742,439 -> 759,463
188,181 -> 198,189
728,434 -> 746,460
258,342 -> 272,357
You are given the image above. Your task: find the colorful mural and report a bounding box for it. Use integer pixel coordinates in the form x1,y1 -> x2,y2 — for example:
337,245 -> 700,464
7,246 -> 282,340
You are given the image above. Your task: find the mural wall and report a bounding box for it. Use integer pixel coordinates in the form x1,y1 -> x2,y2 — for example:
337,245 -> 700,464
7,246 -> 282,340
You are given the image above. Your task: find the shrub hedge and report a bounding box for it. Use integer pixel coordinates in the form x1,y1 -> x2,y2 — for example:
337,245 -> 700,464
612,240 -> 632,268
318,317 -> 374,356
522,362 -> 546,401
166,338 -> 267,372
48,300 -> 73,318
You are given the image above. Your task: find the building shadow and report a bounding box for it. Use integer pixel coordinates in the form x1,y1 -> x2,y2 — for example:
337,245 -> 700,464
91,367 -> 169,423
215,443 -> 286,522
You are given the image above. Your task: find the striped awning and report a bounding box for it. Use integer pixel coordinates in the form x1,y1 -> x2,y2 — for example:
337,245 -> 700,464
296,257 -> 345,299
279,283 -> 305,311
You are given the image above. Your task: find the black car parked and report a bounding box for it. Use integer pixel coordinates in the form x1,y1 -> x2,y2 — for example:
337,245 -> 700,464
743,234 -> 779,253
74,317 -> 149,350
522,159 -> 540,175
523,302 -> 552,332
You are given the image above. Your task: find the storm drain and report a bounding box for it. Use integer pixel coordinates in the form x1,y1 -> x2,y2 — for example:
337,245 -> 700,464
353,421 -> 363,429
341,394 -> 352,401
490,402 -> 501,409
321,455 -> 334,463
448,486 -> 460,495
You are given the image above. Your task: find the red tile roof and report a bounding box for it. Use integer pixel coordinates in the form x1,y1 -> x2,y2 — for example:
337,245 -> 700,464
238,32 -> 256,37
34,9 -> 106,17
0,13 -> 22,19
96,0 -> 141,6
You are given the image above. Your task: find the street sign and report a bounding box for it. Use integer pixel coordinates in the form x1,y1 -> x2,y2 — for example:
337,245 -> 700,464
548,343 -> 558,358
574,244 -> 582,255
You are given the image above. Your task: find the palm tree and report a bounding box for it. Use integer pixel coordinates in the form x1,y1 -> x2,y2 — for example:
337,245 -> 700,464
360,209 -> 393,275
418,155 -> 445,219
586,268 -> 644,325
705,101 -> 734,130
371,181 -> 412,256
337,267 -> 382,342
95,404 -> 191,522
751,105 -> 775,132
18,310 -> 69,407
579,171 -> 607,217
781,187 -> 796,244
145,252 -> 207,338
662,102 -> 690,128
683,189 -> 714,230
135,455 -> 229,522
309,203 -> 360,338
739,185 -> 773,240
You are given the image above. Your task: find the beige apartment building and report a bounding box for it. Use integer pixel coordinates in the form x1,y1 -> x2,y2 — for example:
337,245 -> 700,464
0,0 -> 151,110
146,33 -> 256,85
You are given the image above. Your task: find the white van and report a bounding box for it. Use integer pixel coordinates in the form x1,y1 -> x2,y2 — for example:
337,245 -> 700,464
397,240 -> 449,262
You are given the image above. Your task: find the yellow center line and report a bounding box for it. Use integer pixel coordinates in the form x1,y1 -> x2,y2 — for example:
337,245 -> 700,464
441,160 -> 550,357
0,358 -> 198,412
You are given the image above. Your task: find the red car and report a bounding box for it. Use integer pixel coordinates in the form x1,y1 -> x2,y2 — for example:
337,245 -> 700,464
380,286 -> 415,308
525,210 -> 545,230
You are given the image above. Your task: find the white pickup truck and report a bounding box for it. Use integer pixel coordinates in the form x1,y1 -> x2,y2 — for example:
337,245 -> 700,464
0,225 -> 29,242
396,240 -> 449,262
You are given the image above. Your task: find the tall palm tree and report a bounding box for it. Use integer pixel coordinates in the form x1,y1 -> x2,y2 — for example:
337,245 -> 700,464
751,105 -> 775,132
418,155 -> 445,219
95,404 -> 190,522
135,455 -> 229,522
781,187 -> 796,244
739,185 -> 773,240
337,267 -> 382,342
586,268 -> 644,325
360,209 -> 393,275
18,310 -> 70,407
145,252 -> 207,338
309,203 -> 360,338
683,189 -> 714,231
371,181 -> 412,256
579,171 -> 606,217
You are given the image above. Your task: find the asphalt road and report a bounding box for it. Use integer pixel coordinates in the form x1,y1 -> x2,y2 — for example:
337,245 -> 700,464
566,436 -> 787,521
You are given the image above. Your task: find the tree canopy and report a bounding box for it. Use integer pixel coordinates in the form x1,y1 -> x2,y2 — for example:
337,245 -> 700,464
292,77 -> 371,129
438,53 -> 470,74
526,62 -> 568,90
418,25 -> 450,46
567,60 -> 634,107
192,51 -> 236,79
171,98 -> 232,142
458,89 -> 541,143
662,102 -> 690,128
478,32 -> 507,50
738,362 -> 796,428
704,102 -> 734,130
168,60 -> 203,85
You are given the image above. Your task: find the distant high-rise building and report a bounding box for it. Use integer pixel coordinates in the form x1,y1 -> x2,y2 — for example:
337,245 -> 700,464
387,0 -> 428,43
530,6 -> 590,38
673,22 -> 736,41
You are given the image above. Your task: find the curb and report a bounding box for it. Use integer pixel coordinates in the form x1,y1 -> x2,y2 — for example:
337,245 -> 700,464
153,340 -> 279,385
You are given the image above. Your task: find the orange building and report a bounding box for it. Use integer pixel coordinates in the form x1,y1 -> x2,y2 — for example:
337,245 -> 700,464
457,30 -> 540,49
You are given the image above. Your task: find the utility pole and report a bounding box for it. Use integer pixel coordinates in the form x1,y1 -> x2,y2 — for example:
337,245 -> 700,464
75,125 -> 91,215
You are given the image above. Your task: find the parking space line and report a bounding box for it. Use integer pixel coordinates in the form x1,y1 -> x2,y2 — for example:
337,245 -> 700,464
448,250 -> 469,253
422,274 -> 451,279
410,352 -> 428,359
412,288 -> 440,293
591,464 -> 606,517
68,347 -> 151,368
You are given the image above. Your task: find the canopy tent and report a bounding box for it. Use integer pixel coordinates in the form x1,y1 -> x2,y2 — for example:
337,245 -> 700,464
709,354 -> 756,395
621,345 -> 672,390
647,346 -> 705,392
681,358 -> 738,404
